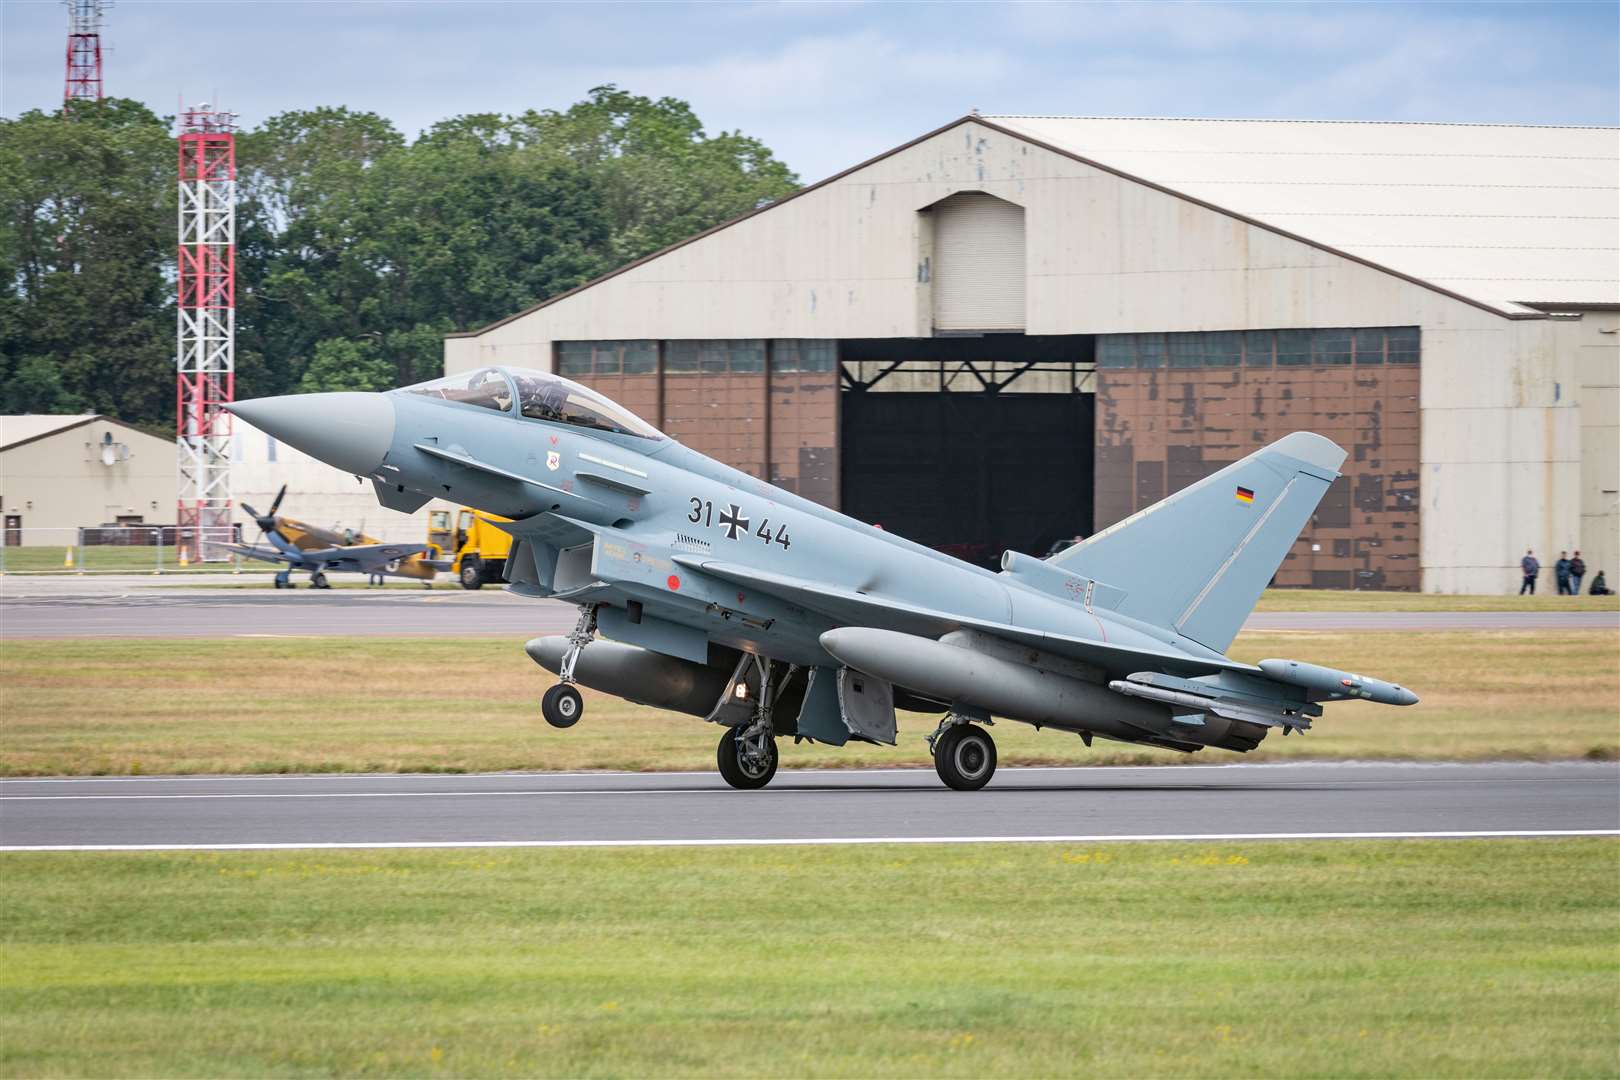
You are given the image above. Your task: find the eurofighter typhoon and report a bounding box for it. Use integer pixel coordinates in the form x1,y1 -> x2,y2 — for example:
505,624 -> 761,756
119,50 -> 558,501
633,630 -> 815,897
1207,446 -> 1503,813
229,367 -> 1417,791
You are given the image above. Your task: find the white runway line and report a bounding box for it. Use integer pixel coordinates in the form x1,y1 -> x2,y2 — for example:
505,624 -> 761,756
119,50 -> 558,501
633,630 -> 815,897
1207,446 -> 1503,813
4,776 -> 1614,801
3,830 -> 1616,852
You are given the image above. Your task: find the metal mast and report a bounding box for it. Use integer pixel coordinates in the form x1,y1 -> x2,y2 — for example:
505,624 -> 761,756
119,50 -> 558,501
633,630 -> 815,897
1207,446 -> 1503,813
63,0 -> 106,104
175,104 -> 237,562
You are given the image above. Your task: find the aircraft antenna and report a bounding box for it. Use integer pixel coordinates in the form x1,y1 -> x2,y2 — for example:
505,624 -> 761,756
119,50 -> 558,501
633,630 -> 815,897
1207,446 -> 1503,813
175,101 -> 237,562
63,0 -> 108,107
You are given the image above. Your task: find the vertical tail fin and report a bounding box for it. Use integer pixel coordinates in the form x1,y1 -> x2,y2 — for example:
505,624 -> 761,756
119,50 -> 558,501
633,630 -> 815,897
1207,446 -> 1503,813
1052,432 -> 1345,653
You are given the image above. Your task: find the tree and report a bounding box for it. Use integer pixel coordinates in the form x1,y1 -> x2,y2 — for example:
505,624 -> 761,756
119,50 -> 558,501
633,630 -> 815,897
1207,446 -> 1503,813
0,99 -> 174,428
297,337 -> 395,393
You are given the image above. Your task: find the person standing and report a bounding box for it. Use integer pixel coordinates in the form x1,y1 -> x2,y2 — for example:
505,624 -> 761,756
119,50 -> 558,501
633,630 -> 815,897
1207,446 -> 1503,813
1555,551 -> 1573,595
1569,551 -> 1586,596
1520,549 -> 1540,594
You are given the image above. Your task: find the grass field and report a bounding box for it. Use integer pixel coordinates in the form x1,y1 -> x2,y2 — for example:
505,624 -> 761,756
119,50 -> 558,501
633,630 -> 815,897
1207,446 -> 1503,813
1,839 -> 1615,1077
0,545 -> 271,573
2,630 -> 1615,776
1251,589 -> 1619,612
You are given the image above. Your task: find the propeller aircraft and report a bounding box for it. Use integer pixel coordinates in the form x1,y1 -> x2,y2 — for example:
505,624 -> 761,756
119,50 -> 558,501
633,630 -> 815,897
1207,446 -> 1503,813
229,367 -> 1417,788
224,484 -> 443,589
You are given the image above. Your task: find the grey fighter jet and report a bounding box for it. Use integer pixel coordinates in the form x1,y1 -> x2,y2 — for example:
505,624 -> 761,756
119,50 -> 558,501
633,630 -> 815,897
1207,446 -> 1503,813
229,366 -> 1417,791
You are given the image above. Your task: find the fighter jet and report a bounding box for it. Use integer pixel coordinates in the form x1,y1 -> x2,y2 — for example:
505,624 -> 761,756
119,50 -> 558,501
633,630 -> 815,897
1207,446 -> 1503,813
229,366 -> 1417,790
222,484 -> 441,589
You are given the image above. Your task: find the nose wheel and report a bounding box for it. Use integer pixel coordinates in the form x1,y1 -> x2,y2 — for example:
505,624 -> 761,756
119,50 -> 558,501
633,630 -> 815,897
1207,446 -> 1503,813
931,722 -> 997,791
541,684 -> 583,728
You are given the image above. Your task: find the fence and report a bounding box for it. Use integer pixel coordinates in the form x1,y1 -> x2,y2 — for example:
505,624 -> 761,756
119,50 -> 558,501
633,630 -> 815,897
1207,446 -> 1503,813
0,525 -> 425,574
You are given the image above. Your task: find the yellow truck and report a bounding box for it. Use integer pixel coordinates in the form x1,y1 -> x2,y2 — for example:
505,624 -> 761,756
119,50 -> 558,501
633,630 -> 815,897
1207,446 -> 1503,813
428,507 -> 513,589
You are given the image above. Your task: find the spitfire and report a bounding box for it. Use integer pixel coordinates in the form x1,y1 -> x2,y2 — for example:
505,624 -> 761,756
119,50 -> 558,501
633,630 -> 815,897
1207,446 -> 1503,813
224,483 -> 441,589
229,366 -> 1417,791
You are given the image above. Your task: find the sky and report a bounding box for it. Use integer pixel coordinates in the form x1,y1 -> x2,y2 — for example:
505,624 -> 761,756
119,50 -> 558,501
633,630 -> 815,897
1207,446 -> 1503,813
3,0 -> 1617,183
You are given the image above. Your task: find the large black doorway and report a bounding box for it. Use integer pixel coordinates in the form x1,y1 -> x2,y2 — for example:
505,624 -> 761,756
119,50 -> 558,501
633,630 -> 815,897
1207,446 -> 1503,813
839,336 -> 1094,567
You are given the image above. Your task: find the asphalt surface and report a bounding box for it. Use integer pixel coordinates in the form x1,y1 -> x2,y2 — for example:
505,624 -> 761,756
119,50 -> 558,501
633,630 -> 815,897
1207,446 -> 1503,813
3,762 -> 1615,850
3,577 -> 1615,638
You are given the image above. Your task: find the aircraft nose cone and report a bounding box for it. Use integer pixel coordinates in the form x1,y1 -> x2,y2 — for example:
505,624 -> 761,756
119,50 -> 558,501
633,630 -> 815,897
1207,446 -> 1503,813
228,392 -> 395,477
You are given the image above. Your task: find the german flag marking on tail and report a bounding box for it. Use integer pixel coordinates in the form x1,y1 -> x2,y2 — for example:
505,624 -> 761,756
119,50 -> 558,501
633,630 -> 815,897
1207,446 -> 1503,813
1235,486 -> 1255,504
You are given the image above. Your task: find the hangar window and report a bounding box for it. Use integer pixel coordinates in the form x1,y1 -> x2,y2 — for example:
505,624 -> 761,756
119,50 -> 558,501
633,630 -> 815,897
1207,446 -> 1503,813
557,341 -> 659,377
1243,331 -> 1274,366
1098,336 -> 1135,369
1387,328 -> 1419,364
1169,335 -> 1203,369
1354,329 -> 1385,365
772,339 -> 836,372
666,340 -> 767,374
1313,329 -> 1353,366
1276,330 -> 1312,367
1136,334 -> 1167,369
1206,332 -> 1243,368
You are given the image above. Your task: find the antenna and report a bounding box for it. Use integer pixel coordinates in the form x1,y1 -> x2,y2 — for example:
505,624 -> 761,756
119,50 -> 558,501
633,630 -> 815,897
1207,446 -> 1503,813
63,0 -> 108,106
175,102 -> 238,563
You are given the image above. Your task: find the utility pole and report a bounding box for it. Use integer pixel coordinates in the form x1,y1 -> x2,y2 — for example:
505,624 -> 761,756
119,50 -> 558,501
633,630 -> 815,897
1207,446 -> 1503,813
175,104 -> 236,562
63,0 -> 107,105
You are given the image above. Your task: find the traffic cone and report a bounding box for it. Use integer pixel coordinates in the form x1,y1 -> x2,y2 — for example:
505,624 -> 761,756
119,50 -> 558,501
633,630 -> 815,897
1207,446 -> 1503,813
178,547 -> 189,568
63,546 -> 74,569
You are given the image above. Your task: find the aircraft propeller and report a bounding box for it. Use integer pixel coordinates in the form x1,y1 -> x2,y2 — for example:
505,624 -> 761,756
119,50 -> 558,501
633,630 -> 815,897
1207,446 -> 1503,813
239,483 -> 288,543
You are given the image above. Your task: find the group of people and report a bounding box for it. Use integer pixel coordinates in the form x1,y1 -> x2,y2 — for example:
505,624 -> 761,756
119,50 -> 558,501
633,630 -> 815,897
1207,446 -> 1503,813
1519,549 -> 1610,595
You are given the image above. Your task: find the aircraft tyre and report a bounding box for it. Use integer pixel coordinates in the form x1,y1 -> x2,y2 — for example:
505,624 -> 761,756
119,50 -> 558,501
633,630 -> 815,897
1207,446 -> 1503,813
460,558 -> 484,590
310,571 -> 331,590
717,725 -> 777,790
541,684 -> 583,728
933,724 -> 996,791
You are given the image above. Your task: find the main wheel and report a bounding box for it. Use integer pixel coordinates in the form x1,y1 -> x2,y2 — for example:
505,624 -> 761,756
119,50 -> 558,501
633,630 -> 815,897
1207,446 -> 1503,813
717,725 -> 778,790
933,724 -> 997,791
541,684 -> 583,728
460,558 -> 484,590
310,571 -> 330,590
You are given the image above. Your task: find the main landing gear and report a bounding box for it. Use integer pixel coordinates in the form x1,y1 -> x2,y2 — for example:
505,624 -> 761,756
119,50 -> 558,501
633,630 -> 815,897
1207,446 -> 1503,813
928,716 -> 997,791
716,654 -> 781,791
273,570 -> 291,589
308,570 -> 331,590
542,604 -> 597,728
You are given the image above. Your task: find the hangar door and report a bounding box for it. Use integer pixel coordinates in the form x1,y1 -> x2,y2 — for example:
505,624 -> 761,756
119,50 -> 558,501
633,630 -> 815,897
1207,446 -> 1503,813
931,192 -> 1026,332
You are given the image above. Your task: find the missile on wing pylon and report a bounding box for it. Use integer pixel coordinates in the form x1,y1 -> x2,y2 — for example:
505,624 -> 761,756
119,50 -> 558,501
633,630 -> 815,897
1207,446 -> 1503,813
1257,659 -> 1419,706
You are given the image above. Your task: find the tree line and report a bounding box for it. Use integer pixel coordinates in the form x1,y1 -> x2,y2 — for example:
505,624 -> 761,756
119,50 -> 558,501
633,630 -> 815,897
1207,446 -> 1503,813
0,87 -> 799,430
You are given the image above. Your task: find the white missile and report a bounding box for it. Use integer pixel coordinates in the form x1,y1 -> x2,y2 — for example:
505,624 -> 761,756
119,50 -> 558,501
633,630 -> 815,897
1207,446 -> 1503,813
1258,658 -> 1419,706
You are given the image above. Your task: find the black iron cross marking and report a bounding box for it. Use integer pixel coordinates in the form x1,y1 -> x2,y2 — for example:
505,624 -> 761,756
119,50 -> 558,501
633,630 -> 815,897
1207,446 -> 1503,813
717,503 -> 750,541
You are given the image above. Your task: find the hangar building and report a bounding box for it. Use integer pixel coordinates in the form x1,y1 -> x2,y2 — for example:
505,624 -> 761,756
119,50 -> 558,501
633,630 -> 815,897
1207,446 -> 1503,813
443,116 -> 1620,593
0,414 -> 176,538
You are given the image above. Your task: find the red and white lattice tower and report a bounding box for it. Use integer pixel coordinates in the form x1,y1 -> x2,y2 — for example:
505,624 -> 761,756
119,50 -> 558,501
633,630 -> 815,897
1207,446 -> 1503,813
175,105 -> 237,562
63,0 -> 106,104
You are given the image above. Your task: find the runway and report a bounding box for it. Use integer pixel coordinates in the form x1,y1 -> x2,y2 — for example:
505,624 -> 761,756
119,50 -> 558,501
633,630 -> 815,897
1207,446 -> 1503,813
3,578 -> 1615,638
3,762 -> 1615,851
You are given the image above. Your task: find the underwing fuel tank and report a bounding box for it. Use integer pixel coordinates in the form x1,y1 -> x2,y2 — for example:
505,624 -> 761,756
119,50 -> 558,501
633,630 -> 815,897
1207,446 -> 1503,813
525,637 -> 733,718
1258,659 -> 1419,706
818,626 -> 1172,742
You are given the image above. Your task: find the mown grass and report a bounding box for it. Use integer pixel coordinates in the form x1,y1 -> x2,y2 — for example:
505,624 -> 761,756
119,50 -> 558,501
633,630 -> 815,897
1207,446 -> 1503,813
1,839 -> 1615,1078
1253,589 -> 1619,612
1,631 -> 1615,776
0,545 -> 274,574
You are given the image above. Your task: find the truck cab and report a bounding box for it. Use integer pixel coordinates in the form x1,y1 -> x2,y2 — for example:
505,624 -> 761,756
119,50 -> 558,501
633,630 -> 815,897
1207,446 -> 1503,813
428,507 -> 513,589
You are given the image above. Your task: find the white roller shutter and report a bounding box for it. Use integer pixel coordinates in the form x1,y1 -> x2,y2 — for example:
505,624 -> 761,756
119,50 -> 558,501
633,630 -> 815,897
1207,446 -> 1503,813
932,192 -> 1026,332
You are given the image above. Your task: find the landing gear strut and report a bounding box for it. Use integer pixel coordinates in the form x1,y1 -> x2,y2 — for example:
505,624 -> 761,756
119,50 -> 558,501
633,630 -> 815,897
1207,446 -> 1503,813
308,570 -> 330,590
542,604 -> 597,729
929,716 -> 997,791
273,570 -> 291,589
717,655 -> 780,790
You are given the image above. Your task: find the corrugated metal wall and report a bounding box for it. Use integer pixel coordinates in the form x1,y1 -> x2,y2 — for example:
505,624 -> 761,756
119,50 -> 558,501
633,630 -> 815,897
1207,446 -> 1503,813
931,192 -> 1026,332
1095,327 -> 1421,590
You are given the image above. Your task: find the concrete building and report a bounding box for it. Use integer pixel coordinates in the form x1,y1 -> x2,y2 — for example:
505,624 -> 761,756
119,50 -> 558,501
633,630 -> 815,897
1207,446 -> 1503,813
443,115 -> 1620,593
0,415 -> 177,539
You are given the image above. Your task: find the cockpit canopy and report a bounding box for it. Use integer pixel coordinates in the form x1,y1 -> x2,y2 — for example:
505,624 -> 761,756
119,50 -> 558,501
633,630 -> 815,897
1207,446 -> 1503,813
398,367 -> 664,441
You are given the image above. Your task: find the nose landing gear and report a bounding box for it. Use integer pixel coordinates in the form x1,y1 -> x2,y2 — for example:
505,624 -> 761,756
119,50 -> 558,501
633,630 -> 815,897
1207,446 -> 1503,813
928,717 -> 997,791
542,604 -> 597,729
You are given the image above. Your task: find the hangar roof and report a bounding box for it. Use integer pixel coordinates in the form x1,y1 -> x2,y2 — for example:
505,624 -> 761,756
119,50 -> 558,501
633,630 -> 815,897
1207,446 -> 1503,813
0,414 -> 101,451
986,115 -> 1620,315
